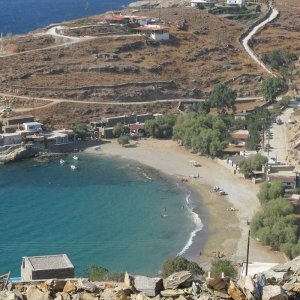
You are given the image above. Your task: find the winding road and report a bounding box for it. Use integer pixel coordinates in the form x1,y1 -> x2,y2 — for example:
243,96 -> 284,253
241,6 -> 279,75
0,6 -> 278,110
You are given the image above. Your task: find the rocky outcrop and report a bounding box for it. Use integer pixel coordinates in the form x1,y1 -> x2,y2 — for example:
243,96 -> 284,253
2,256 -> 300,300
0,146 -> 37,164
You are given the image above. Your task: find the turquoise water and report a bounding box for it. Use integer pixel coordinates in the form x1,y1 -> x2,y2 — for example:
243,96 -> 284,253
0,155 -> 195,277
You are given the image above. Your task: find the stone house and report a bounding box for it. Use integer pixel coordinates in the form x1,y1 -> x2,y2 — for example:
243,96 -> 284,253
21,254 -> 74,280
0,132 -> 22,146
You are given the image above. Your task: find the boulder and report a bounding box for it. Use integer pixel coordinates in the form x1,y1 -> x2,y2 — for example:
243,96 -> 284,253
134,276 -> 163,297
124,273 -> 135,291
81,292 -> 99,300
213,289 -> 231,299
256,273 -> 266,297
63,281 -> 76,294
160,289 -> 185,297
0,291 -> 22,300
45,279 -> 67,292
26,286 -> 52,300
282,282 -> 300,293
54,292 -> 71,300
136,293 -> 151,300
163,272 -> 192,289
262,286 -> 288,300
206,277 -> 229,290
77,280 -> 98,293
227,281 -> 247,300
243,276 -> 259,300
115,289 -> 131,300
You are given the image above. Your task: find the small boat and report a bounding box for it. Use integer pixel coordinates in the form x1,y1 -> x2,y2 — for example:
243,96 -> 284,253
94,145 -> 101,150
70,164 -> 77,170
73,155 -> 79,160
60,159 -> 66,165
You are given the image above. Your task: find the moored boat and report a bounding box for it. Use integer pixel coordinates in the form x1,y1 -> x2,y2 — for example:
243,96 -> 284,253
73,156 -> 79,160
70,164 -> 77,170
60,159 -> 66,165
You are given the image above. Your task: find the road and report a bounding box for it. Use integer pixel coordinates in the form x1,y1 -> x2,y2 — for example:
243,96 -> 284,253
264,100 -> 299,163
241,6 -> 279,75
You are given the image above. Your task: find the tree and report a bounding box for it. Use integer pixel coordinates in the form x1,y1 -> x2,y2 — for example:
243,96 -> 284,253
239,154 -> 268,177
72,124 -> 89,141
84,265 -> 124,281
261,77 -> 287,102
118,136 -> 129,147
113,123 -> 124,137
196,3 -> 205,9
144,114 -> 176,139
210,259 -> 237,278
257,181 -> 285,205
161,256 -> 204,278
84,265 -> 109,281
209,84 -> 237,114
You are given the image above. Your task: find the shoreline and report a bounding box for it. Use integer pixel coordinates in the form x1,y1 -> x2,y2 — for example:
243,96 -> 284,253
84,139 -> 286,269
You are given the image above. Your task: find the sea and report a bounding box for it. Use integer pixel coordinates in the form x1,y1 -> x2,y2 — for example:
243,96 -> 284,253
0,0 -> 134,35
0,155 -> 202,277
0,0 -> 203,277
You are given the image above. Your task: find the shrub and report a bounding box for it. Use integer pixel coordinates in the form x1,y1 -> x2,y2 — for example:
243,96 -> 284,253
84,265 -> 124,281
161,256 -> 204,278
257,181 -> 285,205
210,259 -> 237,278
118,136 -> 129,146
196,3 -> 205,9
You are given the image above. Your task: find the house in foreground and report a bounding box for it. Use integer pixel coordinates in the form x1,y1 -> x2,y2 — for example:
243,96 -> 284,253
135,25 -> 170,41
21,254 -> 74,280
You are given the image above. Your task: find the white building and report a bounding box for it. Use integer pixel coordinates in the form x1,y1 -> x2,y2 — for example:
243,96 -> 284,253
191,0 -> 214,7
135,25 -> 170,41
22,122 -> 43,133
227,0 -> 246,6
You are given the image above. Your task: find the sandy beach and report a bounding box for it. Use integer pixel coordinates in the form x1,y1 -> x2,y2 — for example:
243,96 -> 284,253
85,138 -> 286,269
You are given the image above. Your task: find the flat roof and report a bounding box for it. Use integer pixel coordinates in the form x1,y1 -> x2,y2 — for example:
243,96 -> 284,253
135,25 -> 170,31
23,122 -> 43,126
24,254 -> 74,271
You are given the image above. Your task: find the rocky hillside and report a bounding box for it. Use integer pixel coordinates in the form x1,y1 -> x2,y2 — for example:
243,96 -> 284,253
1,256 -> 300,300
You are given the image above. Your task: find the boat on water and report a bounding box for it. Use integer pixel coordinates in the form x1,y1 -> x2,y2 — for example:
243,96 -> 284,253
70,165 -> 77,170
73,155 -> 79,160
60,159 -> 66,165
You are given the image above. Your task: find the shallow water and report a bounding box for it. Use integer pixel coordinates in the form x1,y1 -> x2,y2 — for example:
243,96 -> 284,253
0,155 -> 196,276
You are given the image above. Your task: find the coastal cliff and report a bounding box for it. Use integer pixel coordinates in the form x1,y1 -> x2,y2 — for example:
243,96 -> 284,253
1,257 -> 300,300
127,0 -> 190,8
0,146 -> 37,164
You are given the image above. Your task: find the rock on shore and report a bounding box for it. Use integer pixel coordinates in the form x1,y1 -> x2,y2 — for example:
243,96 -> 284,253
1,257 -> 300,300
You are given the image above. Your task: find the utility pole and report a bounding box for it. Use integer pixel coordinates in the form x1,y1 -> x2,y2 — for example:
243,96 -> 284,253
245,230 -> 250,276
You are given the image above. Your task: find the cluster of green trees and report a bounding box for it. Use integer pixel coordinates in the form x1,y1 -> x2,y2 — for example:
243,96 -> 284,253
144,113 -> 176,139
239,153 -> 268,177
190,84 -> 237,115
251,181 -> 300,258
173,114 -> 229,157
72,124 -> 90,141
261,49 -> 297,79
262,77 -> 288,102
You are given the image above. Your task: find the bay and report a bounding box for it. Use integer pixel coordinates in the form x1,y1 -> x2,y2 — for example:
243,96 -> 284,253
0,155 -> 195,276
0,0 -> 133,35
